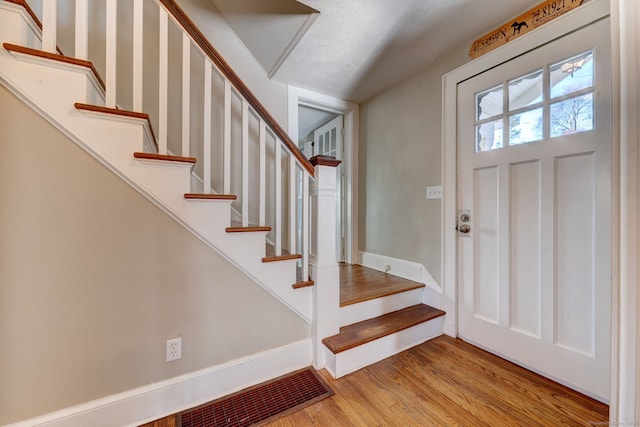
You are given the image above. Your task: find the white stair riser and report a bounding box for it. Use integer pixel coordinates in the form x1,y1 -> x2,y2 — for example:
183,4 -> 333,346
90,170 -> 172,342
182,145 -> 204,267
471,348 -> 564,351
0,2 -> 41,50
2,50 -> 104,105
325,317 -> 444,378
339,287 -> 424,327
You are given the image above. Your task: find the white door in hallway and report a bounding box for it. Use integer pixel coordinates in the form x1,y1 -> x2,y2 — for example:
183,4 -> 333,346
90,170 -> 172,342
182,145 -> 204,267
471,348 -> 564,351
456,19 -> 611,402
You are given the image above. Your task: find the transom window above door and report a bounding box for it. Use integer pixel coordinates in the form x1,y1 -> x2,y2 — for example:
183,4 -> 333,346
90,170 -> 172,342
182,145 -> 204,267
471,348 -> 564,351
474,51 -> 594,152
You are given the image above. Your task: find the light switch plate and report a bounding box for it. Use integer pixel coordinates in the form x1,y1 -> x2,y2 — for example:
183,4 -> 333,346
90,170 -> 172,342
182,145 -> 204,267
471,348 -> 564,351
426,186 -> 442,199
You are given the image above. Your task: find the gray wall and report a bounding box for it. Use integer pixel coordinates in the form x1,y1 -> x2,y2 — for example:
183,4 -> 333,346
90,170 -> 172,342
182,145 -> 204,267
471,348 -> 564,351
358,47 -> 470,284
0,86 -> 308,425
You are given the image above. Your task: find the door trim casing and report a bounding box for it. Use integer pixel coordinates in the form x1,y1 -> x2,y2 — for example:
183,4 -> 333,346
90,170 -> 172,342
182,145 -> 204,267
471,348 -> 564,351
441,0 -> 622,418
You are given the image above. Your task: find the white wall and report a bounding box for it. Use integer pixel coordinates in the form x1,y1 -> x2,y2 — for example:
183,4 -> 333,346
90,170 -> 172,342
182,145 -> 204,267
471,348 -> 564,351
358,47 -> 470,283
0,86 -> 308,425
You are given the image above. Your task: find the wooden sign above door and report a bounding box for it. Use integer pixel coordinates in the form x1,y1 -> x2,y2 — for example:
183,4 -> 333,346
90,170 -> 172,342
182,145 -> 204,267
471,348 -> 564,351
469,0 -> 584,59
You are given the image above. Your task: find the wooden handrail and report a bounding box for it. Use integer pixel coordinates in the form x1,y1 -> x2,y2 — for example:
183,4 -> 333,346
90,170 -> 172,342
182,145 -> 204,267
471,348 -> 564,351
158,0 -> 315,178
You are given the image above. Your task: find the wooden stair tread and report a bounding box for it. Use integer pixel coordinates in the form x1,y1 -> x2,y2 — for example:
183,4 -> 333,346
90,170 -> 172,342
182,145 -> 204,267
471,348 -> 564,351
133,152 -> 196,164
226,220 -> 271,233
292,280 -> 314,289
226,226 -> 271,233
184,193 -> 237,200
74,103 -> 149,120
3,43 -> 104,90
340,263 -> 425,307
293,265 -> 314,289
322,304 -> 445,354
263,243 -> 301,263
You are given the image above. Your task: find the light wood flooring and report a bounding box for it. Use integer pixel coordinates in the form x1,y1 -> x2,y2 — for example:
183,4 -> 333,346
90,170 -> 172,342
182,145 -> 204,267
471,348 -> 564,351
144,336 -> 607,427
339,263 -> 424,306
264,336 -> 608,426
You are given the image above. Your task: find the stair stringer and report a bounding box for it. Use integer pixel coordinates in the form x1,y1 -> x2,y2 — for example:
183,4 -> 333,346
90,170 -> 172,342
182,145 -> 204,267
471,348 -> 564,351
0,5 -> 312,322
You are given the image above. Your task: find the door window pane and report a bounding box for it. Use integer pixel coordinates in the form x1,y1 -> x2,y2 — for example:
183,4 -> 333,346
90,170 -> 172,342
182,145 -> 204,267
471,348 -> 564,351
477,85 -> 503,120
550,93 -> 594,137
509,108 -> 543,145
476,119 -> 504,152
509,70 -> 543,111
331,129 -> 336,151
550,52 -> 593,98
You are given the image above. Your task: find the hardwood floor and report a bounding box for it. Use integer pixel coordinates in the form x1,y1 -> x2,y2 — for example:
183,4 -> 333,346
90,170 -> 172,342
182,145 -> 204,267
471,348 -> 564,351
339,263 -> 424,306
264,336 -> 608,427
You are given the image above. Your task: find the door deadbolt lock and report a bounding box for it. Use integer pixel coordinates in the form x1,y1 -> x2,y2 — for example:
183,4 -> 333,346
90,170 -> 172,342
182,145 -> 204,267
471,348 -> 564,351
460,213 -> 470,223
458,224 -> 471,233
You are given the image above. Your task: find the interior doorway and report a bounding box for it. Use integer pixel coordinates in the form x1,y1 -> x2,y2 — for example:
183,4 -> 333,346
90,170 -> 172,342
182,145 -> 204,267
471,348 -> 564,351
287,86 -> 359,265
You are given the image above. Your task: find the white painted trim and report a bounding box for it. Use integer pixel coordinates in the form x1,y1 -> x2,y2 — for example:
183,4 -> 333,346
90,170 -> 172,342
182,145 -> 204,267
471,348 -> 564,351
5,339 -> 312,427
359,251 -> 442,310
610,0 -> 639,423
441,0 -> 624,420
359,251 -> 440,291
288,85 -> 359,265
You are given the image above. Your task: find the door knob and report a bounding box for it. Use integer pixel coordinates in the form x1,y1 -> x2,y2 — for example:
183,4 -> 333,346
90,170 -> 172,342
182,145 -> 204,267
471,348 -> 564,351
458,224 -> 471,233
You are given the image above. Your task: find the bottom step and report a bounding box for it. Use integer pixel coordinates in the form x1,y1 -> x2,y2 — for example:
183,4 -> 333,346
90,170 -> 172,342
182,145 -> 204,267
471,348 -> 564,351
323,304 -> 445,378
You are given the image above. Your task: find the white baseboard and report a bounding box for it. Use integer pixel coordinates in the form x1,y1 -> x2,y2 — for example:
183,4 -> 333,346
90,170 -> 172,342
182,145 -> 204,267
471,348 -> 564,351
359,251 -> 442,308
6,339 -> 312,427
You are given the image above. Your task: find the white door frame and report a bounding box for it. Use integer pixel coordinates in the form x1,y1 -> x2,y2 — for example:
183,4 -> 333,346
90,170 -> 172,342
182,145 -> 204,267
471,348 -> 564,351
442,0 -> 638,422
288,86 -> 359,264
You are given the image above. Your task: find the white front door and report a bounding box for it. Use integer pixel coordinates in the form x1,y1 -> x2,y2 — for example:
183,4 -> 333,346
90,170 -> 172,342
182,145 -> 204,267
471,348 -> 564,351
313,115 -> 345,262
457,19 -> 611,402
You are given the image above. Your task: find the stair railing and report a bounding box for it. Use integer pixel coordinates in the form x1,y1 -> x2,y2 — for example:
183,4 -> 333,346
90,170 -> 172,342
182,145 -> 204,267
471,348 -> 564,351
32,0 -> 313,280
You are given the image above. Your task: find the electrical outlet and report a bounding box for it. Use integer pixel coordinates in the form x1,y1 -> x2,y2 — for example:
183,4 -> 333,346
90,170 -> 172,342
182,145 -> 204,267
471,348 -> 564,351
166,338 -> 182,362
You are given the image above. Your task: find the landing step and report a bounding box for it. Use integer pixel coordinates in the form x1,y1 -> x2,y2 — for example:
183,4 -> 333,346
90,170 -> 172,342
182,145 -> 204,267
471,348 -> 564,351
323,304 -> 445,354
340,263 -> 425,307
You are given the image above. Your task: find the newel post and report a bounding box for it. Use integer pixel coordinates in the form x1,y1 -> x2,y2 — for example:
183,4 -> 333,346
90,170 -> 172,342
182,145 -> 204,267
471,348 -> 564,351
309,155 -> 341,369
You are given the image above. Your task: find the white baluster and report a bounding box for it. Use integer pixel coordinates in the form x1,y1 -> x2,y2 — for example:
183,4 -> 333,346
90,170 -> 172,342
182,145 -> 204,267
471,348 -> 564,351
203,61 -> 212,194
42,0 -> 56,54
303,174 -> 310,281
259,120 -> 266,226
74,0 -> 88,60
158,7 -> 168,154
241,100 -> 249,227
132,0 -> 143,112
224,81 -> 231,195
289,157 -> 297,254
275,141 -> 282,256
182,34 -> 191,157
105,0 -> 117,108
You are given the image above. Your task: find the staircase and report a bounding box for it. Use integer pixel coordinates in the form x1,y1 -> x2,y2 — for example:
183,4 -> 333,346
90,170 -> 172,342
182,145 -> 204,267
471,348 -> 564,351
0,0 -> 315,323
0,0 -> 445,398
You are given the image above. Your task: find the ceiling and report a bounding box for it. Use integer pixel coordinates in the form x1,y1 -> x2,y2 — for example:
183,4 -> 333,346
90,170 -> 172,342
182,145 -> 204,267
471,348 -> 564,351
208,0 -> 540,104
